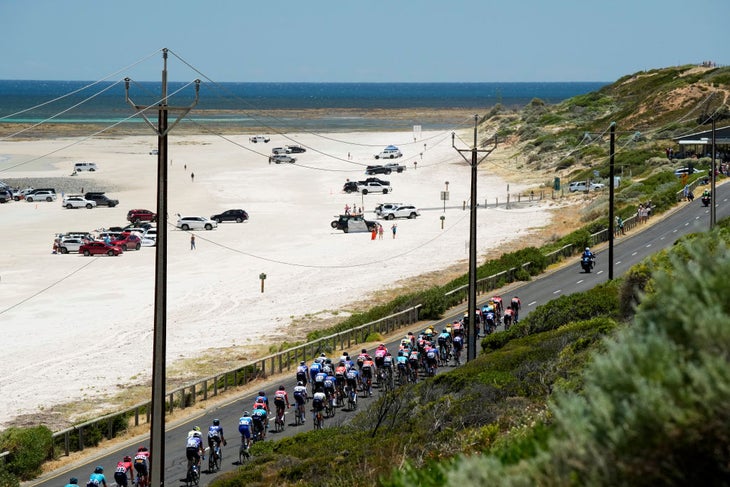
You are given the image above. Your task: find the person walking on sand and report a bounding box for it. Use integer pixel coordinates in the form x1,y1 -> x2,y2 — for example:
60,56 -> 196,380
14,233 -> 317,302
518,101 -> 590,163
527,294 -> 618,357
191,172 -> 195,182
391,223 -> 397,239
378,224 -> 384,240
371,226 -> 377,240
190,234 -> 196,250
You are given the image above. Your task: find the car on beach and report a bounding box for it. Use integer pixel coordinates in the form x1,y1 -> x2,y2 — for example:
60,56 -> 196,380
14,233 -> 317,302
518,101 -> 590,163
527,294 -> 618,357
374,145 -> 403,160
568,181 -> 604,192
211,209 -> 249,223
271,154 -> 296,164
674,167 -> 702,177
374,202 -> 404,216
249,135 -> 270,143
365,163 -> 405,175
379,204 -> 420,220
25,190 -> 57,202
331,214 -> 378,233
84,192 -> 119,207
271,147 -> 291,155
56,236 -> 87,254
359,181 -> 391,195
79,241 -> 123,256
286,145 -> 306,153
343,181 -> 360,193
62,195 -> 97,209
0,189 -> 11,203
127,209 -> 157,223
176,216 -> 218,231
111,233 -> 142,251
362,177 -> 390,186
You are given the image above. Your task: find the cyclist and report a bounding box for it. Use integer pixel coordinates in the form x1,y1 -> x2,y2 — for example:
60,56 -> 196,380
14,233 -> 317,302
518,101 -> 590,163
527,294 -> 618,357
361,354 -> 376,396
423,325 -> 435,341
452,333 -> 464,365
293,381 -> 308,422
452,320 -> 464,337
114,455 -> 134,486
273,385 -> 291,426
396,350 -> 409,382
132,446 -> 150,486
313,369 -> 327,393
315,352 -> 327,364
296,361 -> 308,387
511,295 -> 522,322
345,367 -> 359,395
492,295 -> 504,318
324,373 -> 337,412
425,344 -> 439,376
356,348 -> 370,371
309,359 -> 322,395
503,307 -> 514,330
437,328 -> 451,359
408,348 -> 421,382
335,361 -> 347,401
208,419 -> 227,455
238,411 -> 253,450
64,477 -> 80,487
185,427 -> 205,475
253,390 -> 270,414
251,403 -> 268,440
483,308 -> 496,335
382,351 -> 394,379
311,390 -> 327,425
88,466 -> 108,487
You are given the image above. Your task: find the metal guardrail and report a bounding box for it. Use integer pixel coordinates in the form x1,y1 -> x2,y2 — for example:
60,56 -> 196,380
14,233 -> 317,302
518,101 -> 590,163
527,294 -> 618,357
49,213 -> 638,457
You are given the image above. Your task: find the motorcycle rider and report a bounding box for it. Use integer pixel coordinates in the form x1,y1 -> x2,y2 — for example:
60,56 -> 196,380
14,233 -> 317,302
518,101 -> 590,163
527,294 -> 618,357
582,247 -> 595,270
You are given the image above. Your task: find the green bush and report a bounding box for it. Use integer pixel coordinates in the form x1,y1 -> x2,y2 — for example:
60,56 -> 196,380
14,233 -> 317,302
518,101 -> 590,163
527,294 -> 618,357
0,426 -> 53,480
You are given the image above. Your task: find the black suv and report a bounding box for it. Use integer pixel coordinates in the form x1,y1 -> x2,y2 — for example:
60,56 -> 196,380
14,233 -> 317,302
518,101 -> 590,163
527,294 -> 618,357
84,192 -> 119,207
343,181 -> 360,193
211,209 -> 249,223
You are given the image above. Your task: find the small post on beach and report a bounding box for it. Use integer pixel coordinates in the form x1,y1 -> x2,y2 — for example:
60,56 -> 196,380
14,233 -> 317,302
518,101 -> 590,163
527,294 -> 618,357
260,273 -> 267,293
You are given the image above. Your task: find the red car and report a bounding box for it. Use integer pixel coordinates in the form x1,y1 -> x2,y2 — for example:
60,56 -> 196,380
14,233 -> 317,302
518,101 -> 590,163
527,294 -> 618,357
79,241 -> 123,256
127,209 -> 157,224
111,233 -> 142,251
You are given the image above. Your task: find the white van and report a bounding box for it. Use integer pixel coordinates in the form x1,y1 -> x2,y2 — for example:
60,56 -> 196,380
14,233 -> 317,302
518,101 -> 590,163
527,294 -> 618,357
74,162 -> 98,172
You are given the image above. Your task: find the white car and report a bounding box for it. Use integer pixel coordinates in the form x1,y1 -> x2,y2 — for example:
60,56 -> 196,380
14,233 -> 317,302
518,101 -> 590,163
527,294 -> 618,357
379,205 -> 420,220
359,181 -> 391,195
56,236 -> 85,254
568,181 -> 604,192
271,154 -> 296,164
25,190 -> 56,202
374,145 -> 403,159
176,216 -> 218,231
271,147 -> 291,155
249,135 -> 270,143
62,195 -> 97,209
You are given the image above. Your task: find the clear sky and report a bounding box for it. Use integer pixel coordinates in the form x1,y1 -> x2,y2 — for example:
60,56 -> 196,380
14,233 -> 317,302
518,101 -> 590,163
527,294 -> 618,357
1,0 -> 726,83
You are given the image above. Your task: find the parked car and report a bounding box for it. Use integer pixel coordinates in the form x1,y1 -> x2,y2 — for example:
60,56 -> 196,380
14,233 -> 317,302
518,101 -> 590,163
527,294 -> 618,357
271,147 -> 291,155
176,216 -> 218,231
374,145 -> 403,159
365,163 -> 405,175
568,181 -> 604,192
0,189 -> 11,203
79,241 -> 123,256
56,237 -> 85,254
374,202 -> 403,216
62,195 -> 97,209
73,162 -> 98,172
361,177 -> 391,186
12,187 -> 35,200
25,190 -> 56,202
331,214 -> 378,233
674,167 -> 702,177
140,236 -> 156,247
84,192 -> 119,207
127,209 -> 157,223
379,204 -> 421,220
359,181 -> 391,195
150,148 -> 159,155
343,181 -> 360,193
271,154 -> 296,164
112,233 -> 142,251
211,209 -> 249,223
286,145 -> 306,153
249,135 -> 270,143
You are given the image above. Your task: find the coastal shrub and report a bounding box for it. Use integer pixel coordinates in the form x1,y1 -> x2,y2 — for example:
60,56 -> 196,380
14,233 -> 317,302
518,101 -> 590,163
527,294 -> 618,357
0,464 -> 19,487
0,426 -> 53,480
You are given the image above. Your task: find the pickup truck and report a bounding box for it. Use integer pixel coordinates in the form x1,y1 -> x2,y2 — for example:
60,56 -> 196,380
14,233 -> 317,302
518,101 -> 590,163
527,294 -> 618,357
365,163 -> 406,175
249,135 -> 270,143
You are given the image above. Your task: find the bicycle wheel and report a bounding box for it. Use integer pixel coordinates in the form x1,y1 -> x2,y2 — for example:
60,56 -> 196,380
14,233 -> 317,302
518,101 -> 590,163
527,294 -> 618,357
209,454 -> 215,472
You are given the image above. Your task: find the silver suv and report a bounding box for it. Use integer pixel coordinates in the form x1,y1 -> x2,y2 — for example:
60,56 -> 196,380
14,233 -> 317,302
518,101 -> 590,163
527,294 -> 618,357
380,205 -> 420,220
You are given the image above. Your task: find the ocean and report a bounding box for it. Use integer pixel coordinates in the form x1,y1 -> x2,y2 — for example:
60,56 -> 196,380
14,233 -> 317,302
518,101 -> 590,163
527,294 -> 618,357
0,80 -> 607,132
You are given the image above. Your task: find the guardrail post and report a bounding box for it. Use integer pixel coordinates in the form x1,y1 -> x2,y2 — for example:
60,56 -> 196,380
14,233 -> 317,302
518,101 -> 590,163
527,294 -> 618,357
107,418 -> 113,440
65,432 -> 70,456
261,359 -> 266,378
278,354 -> 282,374
78,428 -> 83,451
203,380 -> 208,400
134,408 -> 140,427
169,393 -> 174,414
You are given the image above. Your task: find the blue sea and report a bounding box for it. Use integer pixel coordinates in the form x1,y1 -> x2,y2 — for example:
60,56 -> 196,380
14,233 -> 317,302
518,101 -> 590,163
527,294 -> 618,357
0,80 -> 607,132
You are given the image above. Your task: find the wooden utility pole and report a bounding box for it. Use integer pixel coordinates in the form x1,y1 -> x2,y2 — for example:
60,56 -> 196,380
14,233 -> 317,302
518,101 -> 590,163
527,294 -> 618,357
452,115 -> 497,362
125,48 -> 199,487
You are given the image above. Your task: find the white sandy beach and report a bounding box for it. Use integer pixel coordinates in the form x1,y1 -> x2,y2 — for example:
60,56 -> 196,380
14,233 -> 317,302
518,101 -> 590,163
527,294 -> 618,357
0,129 -> 556,429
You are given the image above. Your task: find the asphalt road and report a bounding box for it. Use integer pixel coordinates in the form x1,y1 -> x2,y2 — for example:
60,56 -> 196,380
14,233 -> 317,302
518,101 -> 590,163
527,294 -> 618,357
32,184 -> 728,487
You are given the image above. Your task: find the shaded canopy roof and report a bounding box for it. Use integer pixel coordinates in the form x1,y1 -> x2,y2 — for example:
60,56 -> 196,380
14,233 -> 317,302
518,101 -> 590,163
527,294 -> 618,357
673,125 -> 730,145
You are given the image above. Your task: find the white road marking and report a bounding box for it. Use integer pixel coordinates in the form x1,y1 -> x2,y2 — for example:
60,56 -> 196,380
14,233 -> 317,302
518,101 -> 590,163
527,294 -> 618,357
660,236 -> 665,240
597,270 -> 604,275
632,251 -> 638,256
646,244 -> 652,248
576,279 -> 584,284
553,289 -> 562,294
615,261 -> 621,265
528,301 -> 536,306
673,229 -> 678,233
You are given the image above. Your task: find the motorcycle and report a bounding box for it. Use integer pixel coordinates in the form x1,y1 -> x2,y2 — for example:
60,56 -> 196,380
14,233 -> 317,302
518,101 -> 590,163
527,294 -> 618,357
581,255 -> 595,273
701,194 -> 711,207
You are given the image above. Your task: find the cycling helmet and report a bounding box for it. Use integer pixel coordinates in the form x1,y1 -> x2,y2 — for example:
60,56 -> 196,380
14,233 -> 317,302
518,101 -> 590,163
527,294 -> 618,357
95,466 -> 104,473
297,381 -> 303,386
300,361 -> 305,365
243,410 -> 250,416
194,425 -> 201,432
124,455 -> 132,462
320,353 -> 326,357
70,478 -> 79,485
193,431 -> 202,438
258,391 -> 265,396
213,419 -> 220,426
343,352 -> 349,357
442,329 -> 447,333
138,445 -> 148,452
585,247 -> 590,251
278,385 -> 285,390
362,348 -> 367,353
397,350 -> 403,356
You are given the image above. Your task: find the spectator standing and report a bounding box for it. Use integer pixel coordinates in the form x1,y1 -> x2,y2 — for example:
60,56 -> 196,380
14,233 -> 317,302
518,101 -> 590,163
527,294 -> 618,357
378,224 -> 384,240
190,234 -> 196,250
391,223 -> 397,239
